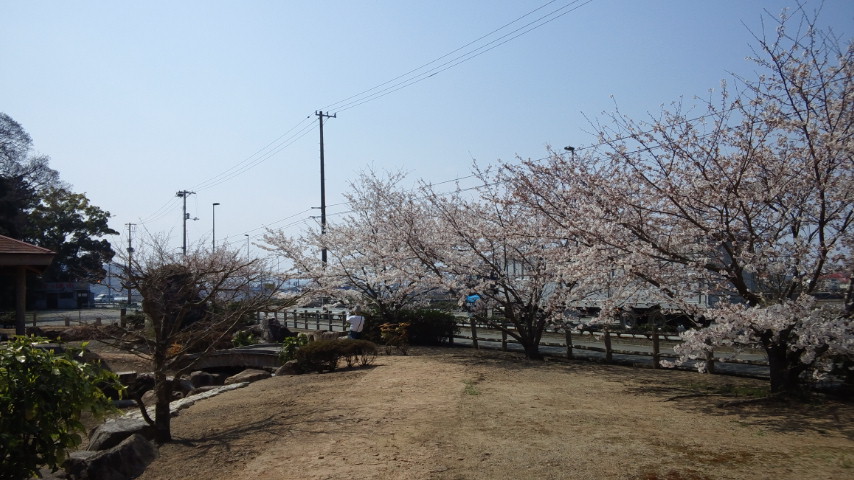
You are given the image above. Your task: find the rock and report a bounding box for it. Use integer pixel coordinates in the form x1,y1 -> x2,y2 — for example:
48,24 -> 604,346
267,318 -> 293,342
115,371 -> 138,385
224,368 -> 271,385
172,377 -> 195,396
189,370 -> 217,388
66,434 -> 158,480
88,417 -> 155,451
127,373 -> 155,399
188,385 -> 220,396
275,360 -> 302,376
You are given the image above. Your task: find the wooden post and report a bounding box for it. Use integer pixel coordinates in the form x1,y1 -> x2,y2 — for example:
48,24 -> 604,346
315,312 -> 320,330
303,312 -> 308,329
120,308 -> 127,328
470,318 -> 479,350
705,339 -> 716,374
604,327 -> 612,362
565,329 -> 573,359
501,328 -> 508,351
652,328 -> 660,369
327,313 -> 333,330
14,266 -> 26,335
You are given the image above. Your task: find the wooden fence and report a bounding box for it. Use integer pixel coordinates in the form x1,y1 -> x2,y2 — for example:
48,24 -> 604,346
257,309 -> 770,375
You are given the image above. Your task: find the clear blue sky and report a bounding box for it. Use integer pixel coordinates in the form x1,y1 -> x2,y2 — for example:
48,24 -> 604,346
2,0 -> 852,257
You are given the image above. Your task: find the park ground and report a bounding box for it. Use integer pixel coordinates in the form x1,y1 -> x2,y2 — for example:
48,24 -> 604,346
83,343 -> 854,480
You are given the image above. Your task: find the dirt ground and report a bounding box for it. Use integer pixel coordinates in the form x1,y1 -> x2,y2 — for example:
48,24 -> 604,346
71,343 -> 852,480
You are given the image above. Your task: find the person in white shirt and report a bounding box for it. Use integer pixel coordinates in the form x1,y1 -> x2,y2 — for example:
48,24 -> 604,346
346,305 -> 365,339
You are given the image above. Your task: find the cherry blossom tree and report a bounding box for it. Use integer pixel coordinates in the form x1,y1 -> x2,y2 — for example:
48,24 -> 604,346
509,6 -> 853,393
263,170 -> 435,321
407,165 -> 605,360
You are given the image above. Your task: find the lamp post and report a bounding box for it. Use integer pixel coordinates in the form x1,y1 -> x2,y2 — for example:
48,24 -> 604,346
212,202 -> 220,250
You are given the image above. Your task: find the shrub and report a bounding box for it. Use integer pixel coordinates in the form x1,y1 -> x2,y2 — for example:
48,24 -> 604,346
338,339 -> 378,368
295,339 -> 377,373
380,322 -> 410,355
231,329 -> 259,347
0,336 -> 123,480
365,309 -> 458,346
279,333 -> 309,363
123,312 -> 147,329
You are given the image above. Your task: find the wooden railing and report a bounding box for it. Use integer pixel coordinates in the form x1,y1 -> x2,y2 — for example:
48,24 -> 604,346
257,309 -> 769,376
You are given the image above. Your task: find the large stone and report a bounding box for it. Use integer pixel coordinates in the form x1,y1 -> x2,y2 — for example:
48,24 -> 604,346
88,416 -> 155,451
127,372 -> 155,399
275,360 -> 302,376
172,377 -> 195,396
224,368 -> 271,385
189,370 -> 217,388
66,434 -> 158,480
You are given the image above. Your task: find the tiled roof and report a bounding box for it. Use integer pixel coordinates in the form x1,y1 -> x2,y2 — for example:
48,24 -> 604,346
0,235 -> 55,255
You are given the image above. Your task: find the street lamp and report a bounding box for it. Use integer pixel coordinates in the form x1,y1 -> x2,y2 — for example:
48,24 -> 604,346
212,202 -> 220,250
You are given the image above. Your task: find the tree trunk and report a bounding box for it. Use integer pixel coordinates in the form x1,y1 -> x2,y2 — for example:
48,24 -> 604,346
521,339 -> 544,360
766,343 -> 803,395
154,375 -> 173,443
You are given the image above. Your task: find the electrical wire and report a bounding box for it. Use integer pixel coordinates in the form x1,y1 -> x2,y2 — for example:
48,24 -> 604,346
321,0 -> 569,112
190,116 -> 316,191
333,0 -> 594,113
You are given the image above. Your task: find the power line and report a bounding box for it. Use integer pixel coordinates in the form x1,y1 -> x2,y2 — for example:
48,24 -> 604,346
321,0 -> 569,112
191,116 -> 316,191
133,1 -> 595,231
332,0 -> 595,113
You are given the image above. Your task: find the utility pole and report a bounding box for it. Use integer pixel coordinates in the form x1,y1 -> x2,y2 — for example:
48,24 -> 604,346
212,202 -> 220,250
176,190 -> 196,256
125,223 -> 135,303
316,110 -> 336,265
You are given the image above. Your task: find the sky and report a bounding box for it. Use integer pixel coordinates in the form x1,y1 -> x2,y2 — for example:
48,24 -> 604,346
2,0 -> 852,259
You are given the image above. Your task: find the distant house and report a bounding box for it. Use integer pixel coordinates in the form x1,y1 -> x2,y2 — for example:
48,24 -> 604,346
0,235 -> 55,334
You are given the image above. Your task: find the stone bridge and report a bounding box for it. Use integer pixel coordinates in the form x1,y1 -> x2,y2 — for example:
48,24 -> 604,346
184,347 -> 282,370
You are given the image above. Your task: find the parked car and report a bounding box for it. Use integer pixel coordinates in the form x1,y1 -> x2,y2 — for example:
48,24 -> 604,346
94,294 -> 128,304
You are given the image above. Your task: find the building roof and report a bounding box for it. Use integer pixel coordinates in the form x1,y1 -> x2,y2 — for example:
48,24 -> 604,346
0,235 -> 54,255
0,235 -> 55,269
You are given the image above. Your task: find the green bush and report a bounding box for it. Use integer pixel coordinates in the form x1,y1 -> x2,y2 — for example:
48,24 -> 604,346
279,333 -> 309,363
295,339 -> 377,373
0,336 -> 123,480
231,329 -> 259,347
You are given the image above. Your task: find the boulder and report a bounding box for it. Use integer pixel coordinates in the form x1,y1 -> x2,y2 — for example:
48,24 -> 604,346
172,377 -> 195,396
127,373 -> 155,399
275,360 -> 302,376
189,370 -> 217,388
224,368 -> 271,385
267,318 -> 293,342
66,434 -> 158,480
88,417 -> 155,451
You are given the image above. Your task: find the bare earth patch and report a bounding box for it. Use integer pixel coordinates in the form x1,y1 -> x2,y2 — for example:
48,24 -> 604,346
93,346 -> 851,480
